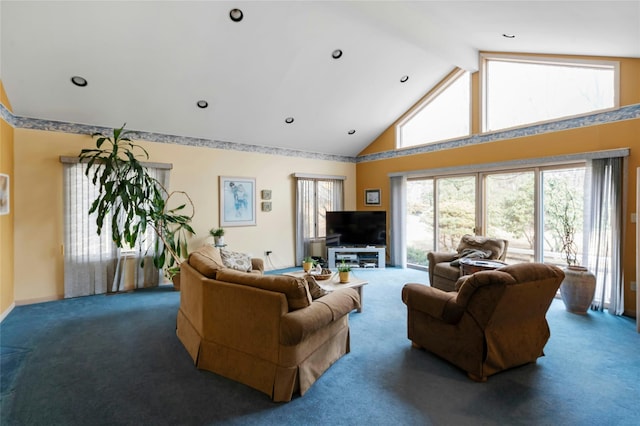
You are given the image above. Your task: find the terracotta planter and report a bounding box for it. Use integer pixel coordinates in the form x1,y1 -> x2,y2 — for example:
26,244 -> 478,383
560,266 -> 596,314
172,273 -> 181,291
339,271 -> 350,283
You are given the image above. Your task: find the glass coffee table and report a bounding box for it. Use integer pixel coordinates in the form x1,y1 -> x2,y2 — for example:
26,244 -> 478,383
284,271 -> 368,313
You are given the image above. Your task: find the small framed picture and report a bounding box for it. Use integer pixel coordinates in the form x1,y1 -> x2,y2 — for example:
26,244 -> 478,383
261,201 -> 272,212
261,189 -> 272,200
364,189 -> 381,206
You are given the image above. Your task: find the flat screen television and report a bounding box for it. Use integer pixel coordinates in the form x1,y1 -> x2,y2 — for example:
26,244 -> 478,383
325,211 -> 386,247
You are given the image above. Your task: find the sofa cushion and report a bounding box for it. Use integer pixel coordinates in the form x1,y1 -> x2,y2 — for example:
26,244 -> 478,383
188,245 -> 225,278
215,269 -> 313,311
220,249 -> 253,272
305,275 -> 329,300
434,263 -> 462,282
456,234 -> 505,260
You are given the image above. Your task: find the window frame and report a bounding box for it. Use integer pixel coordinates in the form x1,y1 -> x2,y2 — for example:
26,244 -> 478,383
480,53 -> 620,133
396,68 -> 471,149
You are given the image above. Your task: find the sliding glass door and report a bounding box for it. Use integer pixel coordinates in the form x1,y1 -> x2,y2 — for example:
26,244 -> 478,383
437,176 -> 476,251
485,171 -> 535,263
541,167 -> 586,267
406,164 -> 586,269
406,175 -> 476,267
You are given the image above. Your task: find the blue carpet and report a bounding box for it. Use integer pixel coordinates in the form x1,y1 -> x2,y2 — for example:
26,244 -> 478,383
1,267 -> 638,425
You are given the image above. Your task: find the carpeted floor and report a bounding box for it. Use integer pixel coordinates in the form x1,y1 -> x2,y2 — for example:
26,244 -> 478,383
1,267 -> 638,425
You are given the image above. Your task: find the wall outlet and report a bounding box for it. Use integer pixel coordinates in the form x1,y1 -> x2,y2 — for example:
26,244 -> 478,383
265,250 -> 272,256
631,281 -> 637,291
631,213 -> 637,223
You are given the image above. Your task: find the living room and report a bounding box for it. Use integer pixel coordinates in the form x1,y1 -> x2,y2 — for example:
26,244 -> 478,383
1,1 -> 639,318
1,1 -> 639,423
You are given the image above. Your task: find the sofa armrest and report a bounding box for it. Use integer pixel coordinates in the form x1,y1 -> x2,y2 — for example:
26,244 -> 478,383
251,258 -> 264,273
428,251 -> 458,265
402,283 -> 463,324
280,289 -> 359,345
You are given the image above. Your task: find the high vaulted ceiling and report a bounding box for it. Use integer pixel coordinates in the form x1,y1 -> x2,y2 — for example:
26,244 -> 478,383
1,1 -> 639,157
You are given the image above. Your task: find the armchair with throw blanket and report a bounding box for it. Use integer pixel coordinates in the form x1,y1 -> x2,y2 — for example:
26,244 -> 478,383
427,234 -> 509,292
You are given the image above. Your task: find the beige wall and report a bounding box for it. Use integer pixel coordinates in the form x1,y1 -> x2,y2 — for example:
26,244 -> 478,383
12,129 -> 355,304
0,82 -> 15,317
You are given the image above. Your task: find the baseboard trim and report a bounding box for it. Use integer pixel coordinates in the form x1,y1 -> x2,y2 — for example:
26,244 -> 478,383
15,295 -> 63,306
0,302 -> 16,323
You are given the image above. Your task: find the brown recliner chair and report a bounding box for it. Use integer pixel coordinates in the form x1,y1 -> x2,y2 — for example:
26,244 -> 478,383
428,234 -> 509,292
402,262 -> 564,382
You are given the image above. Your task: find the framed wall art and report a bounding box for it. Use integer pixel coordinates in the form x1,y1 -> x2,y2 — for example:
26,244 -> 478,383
0,173 -> 9,215
364,188 -> 381,206
261,189 -> 272,200
219,176 -> 256,226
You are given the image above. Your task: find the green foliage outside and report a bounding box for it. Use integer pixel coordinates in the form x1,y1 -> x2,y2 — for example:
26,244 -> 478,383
406,168 -> 584,266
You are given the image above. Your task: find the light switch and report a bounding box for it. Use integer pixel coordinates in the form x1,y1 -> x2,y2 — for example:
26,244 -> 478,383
632,213 -> 637,223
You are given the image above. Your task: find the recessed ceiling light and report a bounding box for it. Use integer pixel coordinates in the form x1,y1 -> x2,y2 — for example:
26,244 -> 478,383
229,8 -> 243,22
348,129 -> 356,135
400,75 -> 409,83
196,100 -> 208,109
70,76 -> 88,87
331,49 -> 343,59
502,33 -> 516,39
285,117 -> 294,124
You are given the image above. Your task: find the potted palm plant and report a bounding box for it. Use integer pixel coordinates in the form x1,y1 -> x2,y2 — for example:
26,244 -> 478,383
79,124 -> 195,290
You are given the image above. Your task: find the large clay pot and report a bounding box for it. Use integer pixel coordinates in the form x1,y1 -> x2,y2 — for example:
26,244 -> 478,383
560,266 -> 596,314
172,273 -> 181,291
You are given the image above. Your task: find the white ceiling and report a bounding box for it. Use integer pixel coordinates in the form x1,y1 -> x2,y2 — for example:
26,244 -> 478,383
2,1 -> 639,157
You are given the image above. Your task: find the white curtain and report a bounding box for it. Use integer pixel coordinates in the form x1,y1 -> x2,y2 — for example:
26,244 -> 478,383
295,176 -> 343,266
390,175 -> 407,267
63,161 -> 169,297
586,157 -> 624,314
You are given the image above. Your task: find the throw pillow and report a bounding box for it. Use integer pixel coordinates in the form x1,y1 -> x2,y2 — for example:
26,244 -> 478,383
305,275 -> 329,300
220,249 -> 253,272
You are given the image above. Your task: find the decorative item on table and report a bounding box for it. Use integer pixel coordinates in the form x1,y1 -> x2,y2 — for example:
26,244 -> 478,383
302,256 -> 315,272
337,260 -> 351,283
308,266 -> 333,281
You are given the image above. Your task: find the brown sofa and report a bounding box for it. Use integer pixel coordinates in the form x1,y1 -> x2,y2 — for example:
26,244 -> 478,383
428,234 -> 509,292
176,249 -> 360,402
402,262 -> 564,382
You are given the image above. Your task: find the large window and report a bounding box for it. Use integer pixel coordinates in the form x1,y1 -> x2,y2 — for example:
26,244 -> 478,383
406,164 -> 586,268
482,54 -> 618,132
294,175 -> 344,264
397,69 -> 470,148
